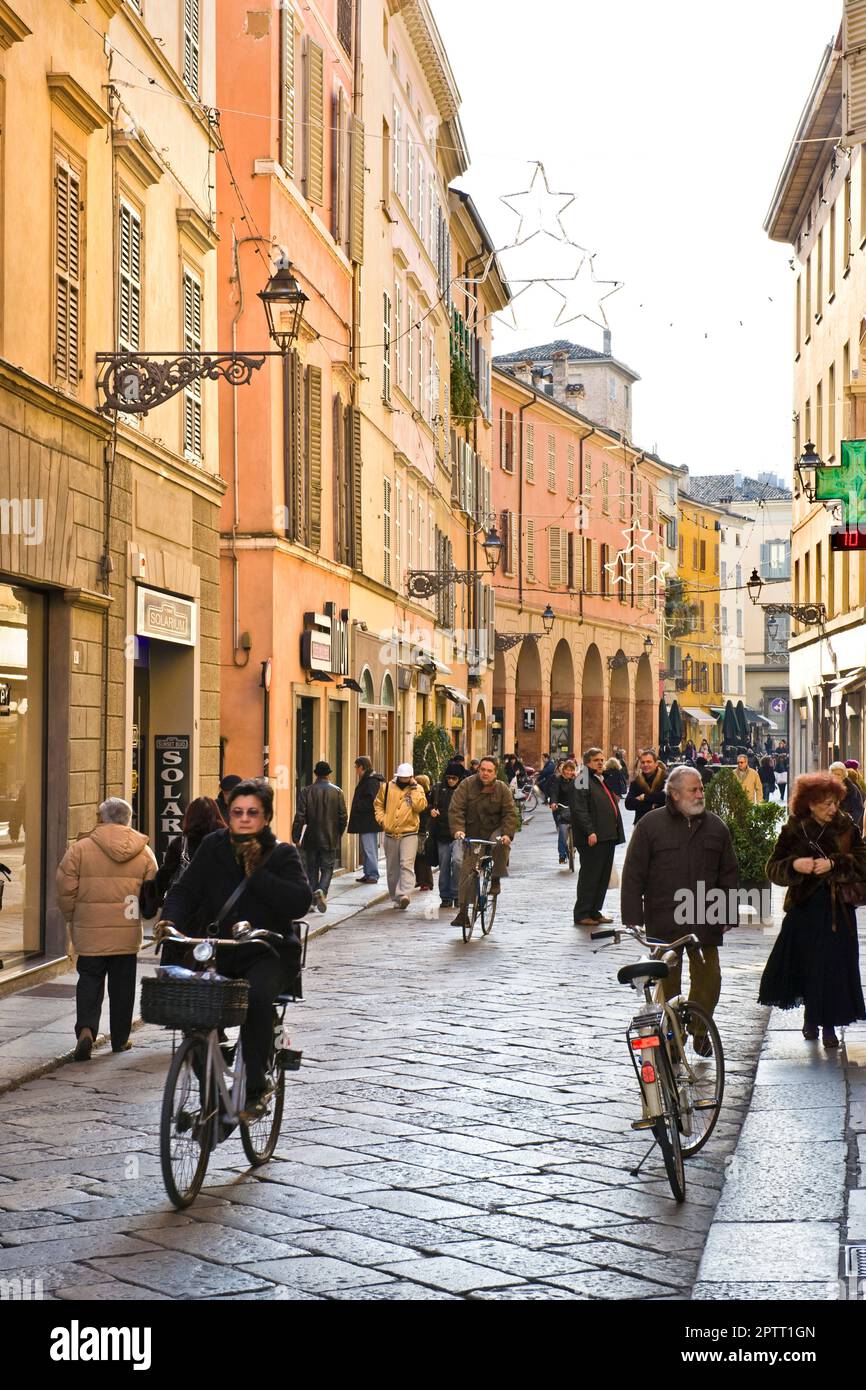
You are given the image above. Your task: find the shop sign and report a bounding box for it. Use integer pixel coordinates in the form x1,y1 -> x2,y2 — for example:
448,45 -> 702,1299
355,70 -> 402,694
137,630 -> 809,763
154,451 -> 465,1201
770,698 -> 787,714
136,587 -> 196,646
301,622 -> 332,672
451,714 -> 463,729
155,735 -> 191,860
417,673 -> 432,695
397,665 -> 414,691
522,708 -> 536,731
301,605 -> 350,675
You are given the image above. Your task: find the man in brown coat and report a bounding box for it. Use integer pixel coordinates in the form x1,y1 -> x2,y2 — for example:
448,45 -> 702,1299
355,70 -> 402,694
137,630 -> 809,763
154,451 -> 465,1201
620,765 -> 739,1051
448,757 -> 519,928
57,797 -> 157,1060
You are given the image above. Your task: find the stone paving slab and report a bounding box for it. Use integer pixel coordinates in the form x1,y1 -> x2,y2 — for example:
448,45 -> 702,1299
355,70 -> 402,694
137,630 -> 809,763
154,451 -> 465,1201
0,810 -> 777,1300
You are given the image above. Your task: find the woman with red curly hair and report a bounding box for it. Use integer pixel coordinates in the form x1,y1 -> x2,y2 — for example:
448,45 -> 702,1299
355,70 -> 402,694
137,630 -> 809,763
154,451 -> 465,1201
759,773 -> 866,1047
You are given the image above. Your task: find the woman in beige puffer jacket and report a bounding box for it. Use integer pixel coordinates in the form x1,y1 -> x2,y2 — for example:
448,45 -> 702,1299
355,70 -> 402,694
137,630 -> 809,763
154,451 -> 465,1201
56,798 -> 157,1060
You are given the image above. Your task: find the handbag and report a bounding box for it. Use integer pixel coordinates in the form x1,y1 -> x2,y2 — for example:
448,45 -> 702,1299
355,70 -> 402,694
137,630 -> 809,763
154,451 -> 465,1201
835,827 -> 866,908
608,862 -> 620,889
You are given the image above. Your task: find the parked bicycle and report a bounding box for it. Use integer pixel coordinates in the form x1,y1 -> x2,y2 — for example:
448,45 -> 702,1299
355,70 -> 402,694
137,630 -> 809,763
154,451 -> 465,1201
591,924 -> 725,1203
143,921 -> 305,1209
510,767 -> 539,814
459,837 -> 502,942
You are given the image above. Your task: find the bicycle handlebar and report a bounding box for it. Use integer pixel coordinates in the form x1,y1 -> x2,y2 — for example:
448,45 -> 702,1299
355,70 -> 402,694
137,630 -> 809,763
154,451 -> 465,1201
589,924 -> 700,952
153,922 -> 285,951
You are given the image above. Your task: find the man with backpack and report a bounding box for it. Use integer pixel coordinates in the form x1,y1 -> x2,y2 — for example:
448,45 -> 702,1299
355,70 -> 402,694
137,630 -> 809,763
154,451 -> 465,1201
292,761 -> 347,913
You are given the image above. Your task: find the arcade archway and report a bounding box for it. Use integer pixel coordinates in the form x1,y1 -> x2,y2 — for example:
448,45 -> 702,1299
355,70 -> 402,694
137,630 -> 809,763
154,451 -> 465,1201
581,644 -> 604,752
550,638 -> 575,755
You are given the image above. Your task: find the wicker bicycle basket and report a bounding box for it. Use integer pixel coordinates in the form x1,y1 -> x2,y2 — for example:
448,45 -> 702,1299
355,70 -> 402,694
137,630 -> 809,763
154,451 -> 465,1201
140,975 -> 249,1030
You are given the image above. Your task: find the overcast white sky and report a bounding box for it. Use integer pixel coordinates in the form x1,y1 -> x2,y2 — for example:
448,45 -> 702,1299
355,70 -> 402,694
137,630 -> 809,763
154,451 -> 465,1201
431,0 -> 841,477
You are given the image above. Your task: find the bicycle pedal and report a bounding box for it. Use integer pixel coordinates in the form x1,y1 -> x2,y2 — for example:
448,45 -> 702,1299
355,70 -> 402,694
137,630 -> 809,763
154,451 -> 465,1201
278,1047 -> 303,1071
630,1118 -> 655,1131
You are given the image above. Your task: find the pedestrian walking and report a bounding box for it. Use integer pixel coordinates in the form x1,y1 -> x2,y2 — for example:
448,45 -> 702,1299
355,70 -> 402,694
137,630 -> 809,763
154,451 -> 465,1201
373,763 -> 427,909
347,756 -> 384,883
734,752 -> 764,804
216,774 -> 242,824
774,749 -> 789,802
292,761 -> 347,914
548,758 -> 579,864
759,755 -> 777,802
468,758 -> 481,776
759,773 -> 866,1048
448,756 -> 518,929
536,752 -> 557,802
150,795 -> 226,930
620,765 -> 739,1051
603,756 -> 628,799
428,760 -> 464,908
413,774 -> 435,890
846,760 -> 866,800
572,747 -> 625,927
503,752 -> 525,785
624,749 -> 667,824
830,761 -> 865,827
56,797 -> 158,1060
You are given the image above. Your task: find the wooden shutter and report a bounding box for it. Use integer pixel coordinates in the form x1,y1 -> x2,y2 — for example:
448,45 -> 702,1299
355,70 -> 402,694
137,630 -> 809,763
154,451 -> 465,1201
349,402 -> 363,569
349,115 -> 365,264
280,6 -> 295,175
383,292 -> 392,400
844,2 -> 866,143
567,532 -> 574,589
333,395 -> 346,563
549,526 -> 564,585
118,203 -> 141,352
383,476 -> 391,587
526,519 -> 535,579
183,0 -> 200,96
283,348 -> 302,539
547,434 -> 556,490
304,40 -> 325,204
591,540 -> 599,595
333,87 -> 348,245
306,366 -> 322,551
567,444 -> 575,500
573,530 -> 583,591
55,157 -> 81,388
182,269 -> 203,459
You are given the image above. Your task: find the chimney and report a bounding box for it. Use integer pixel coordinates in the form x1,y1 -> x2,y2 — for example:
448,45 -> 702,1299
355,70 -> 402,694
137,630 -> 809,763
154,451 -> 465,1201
603,328 -> 612,356
551,348 -> 569,405
511,360 -> 534,386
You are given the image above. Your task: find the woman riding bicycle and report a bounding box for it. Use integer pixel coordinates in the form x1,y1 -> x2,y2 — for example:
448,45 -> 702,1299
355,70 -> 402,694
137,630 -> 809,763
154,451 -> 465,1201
159,778 -> 311,1117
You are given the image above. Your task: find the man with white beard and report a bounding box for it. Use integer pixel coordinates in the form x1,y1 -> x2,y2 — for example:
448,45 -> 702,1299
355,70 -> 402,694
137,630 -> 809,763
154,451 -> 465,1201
620,765 -> 739,1055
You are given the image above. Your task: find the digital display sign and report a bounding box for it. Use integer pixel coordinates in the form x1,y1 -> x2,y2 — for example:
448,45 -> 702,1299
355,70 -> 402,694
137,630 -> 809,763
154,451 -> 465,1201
830,526 -> 866,551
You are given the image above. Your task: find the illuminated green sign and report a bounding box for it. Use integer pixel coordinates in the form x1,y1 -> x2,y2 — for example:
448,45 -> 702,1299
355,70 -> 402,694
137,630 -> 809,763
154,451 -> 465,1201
815,438 -> 866,525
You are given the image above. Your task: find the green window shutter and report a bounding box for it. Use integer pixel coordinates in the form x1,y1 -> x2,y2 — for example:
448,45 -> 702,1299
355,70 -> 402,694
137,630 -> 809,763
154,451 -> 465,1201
55,158 -> 81,387
333,87 -> 348,245
333,394 -> 345,563
119,203 -> 142,352
183,0 -> 200,96
349,115 -> 365,264
281,7 -> 295,175
304,39 -> 325,204
284,348 -> 303,540
349,402 -> 363,569
306,366 -> 322,551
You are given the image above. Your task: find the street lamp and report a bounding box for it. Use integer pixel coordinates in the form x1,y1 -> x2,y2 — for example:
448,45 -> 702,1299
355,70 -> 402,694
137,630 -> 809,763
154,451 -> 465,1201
542,604 -> 555,635
97,253 -> 308,416
795,441 -> 821,502
746,568 -> 763,605
495,605 -> 555,651
643,634 -> 654,657
766,614 -> 778,642
257,257 -> 309,353
481,524 -> 503,574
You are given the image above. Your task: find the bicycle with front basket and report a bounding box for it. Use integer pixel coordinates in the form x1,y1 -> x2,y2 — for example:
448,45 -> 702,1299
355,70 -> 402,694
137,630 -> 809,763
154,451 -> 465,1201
591,924 -> 725,1203
143,922 -> 305,1210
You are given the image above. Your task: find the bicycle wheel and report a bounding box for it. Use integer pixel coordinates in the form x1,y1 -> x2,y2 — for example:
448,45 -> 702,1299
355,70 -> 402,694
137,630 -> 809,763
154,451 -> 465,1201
479,865 -> 497,936
652,1054 -> 685,1203
566,826 -> 575,873
673,1002 -> 725,1157
160,1034 -> 213,1210
523,789 -> 538,813
240,1065 -> 286,1166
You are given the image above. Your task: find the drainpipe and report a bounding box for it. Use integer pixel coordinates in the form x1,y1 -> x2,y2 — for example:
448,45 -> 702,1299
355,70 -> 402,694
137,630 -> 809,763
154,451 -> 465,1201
518,397 -> 529,612
578,435 -> 585,627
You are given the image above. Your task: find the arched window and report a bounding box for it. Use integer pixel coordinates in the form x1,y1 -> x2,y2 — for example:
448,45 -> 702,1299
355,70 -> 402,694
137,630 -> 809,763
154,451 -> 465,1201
359,667 -> 375,706
381,673 -> 395,708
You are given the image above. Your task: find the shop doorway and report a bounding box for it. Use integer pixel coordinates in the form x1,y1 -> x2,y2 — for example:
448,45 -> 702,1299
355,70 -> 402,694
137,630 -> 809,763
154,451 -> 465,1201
0,584 -> 45,964
129,633 -> 194,860
295,697 -> 315,810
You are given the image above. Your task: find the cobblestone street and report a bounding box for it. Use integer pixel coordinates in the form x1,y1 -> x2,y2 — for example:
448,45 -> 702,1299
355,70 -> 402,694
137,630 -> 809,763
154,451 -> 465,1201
0,812 -> 775,1301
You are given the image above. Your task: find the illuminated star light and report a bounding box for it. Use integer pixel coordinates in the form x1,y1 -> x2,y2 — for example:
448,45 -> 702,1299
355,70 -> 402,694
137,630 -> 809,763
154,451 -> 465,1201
548,253 -> 623,332
500,161 -> 578,245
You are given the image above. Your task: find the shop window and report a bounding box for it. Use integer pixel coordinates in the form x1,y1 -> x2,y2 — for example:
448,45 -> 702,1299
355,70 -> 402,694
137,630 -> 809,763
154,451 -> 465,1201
0,585 -> 45,962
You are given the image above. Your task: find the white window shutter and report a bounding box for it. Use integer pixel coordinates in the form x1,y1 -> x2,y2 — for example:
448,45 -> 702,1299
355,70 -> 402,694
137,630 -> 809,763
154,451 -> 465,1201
844,2 -> 866,143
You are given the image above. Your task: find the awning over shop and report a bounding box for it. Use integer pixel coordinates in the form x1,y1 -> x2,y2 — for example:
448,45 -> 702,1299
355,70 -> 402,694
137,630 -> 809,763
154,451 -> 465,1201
742,705 -> 774,727
436,684 -> 470,706
829,667 -> 866,708
681,707 -> 716,724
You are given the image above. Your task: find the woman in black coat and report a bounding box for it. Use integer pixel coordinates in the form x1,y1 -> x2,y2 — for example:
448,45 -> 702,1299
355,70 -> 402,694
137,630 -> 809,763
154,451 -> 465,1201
161,778 -> 312,1107
760,773 -> 866,1049
154,796 -> 225,906
759,756 -> 777,802
548,759 -> 580,865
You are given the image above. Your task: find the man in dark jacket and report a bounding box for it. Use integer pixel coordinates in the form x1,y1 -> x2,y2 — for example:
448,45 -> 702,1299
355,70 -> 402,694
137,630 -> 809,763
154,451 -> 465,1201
347,756 -> 385,883
292,761 -> 348,912
448,757 -> 519,928
573,747 -> 625,926
161,778 -> 312,1112
620,765 -> 739,1051
624,750 -> 667,823
428,760 -> 464,907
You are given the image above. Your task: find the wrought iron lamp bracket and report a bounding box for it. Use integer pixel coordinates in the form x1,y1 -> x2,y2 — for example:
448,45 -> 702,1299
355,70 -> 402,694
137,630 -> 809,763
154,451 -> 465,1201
96,350 -> 278,416
406,569 -> 480,599
763,601 -> 826,627
495,632 -> 543,652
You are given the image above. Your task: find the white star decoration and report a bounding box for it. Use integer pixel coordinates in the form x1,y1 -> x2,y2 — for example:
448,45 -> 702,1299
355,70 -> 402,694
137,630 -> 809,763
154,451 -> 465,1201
500,162 -> 578,244
548,253 -> 623,331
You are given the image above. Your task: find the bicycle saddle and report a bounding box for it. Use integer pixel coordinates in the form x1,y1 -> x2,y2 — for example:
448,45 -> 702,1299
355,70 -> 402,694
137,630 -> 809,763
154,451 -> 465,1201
617,959 -> 669,985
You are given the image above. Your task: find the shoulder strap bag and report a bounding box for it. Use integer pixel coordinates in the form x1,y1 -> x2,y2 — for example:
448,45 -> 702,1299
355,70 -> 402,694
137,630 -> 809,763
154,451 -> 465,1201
835,826 -> 866,909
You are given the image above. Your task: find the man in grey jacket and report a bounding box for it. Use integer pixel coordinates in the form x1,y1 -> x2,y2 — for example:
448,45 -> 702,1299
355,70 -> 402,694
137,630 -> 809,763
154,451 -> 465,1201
620,765 -> 739,1051
292,761 -> 347,913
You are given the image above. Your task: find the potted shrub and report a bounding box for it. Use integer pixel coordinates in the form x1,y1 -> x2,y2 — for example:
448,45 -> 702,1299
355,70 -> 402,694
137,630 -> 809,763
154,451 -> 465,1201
412,722 -> 455,784
705,768 -> 785,888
